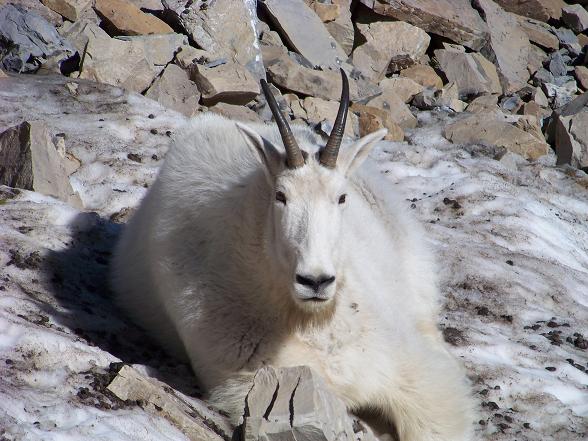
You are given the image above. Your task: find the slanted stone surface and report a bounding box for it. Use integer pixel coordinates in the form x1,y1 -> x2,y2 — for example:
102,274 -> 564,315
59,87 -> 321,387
144,64 -> 200,117
379,77 -> 424,103
399,65 -> 443,89
365,89 -> 417,128
435,49 -> 501,99
163,0 -> 264,79
0,121 -> 82,207
0,4 -> 76,73
494,0 -> 565,22
359,0 -> 488,50
517,16 -> 559,51
324,0 -> 354,55
574,66 -> 588,90
353,20 -> 430,80
561,4 -> 588,33
260,0 -> 348,70
474,0 -> 531,95
40,0 -> 91,22
61,20 -> 185,92
0,0 -> 62,25
351,103 -> 404,141
302,97 -> 358,137
192,62 -> 260,106
95,0 -> 173,35
243,366 -> 378,441
209,103 -> 263,123
466,94 -> 500,113
444,113 -> 550,160
555,112 -> 588,167
266,55 -> 361,101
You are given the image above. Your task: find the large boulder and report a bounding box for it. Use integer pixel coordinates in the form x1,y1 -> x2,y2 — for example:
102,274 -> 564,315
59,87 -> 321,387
144,64 -> 201,117
94,0 -> 174,35
494,0 -> 565,22
353,19 -> 430,81
40,0 -> 91,22
358,0 -> 488,50
191,62 -> 260,106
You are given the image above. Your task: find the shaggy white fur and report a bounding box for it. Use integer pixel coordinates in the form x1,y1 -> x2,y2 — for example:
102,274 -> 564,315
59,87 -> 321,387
111,114 -> 475,441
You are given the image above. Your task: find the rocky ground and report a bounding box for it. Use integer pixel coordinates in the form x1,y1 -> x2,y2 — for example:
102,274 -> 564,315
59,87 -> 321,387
0,0 -> 587,440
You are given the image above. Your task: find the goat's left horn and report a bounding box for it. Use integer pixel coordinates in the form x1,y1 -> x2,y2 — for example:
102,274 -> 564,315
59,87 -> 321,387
320,69 -> 349,169
260,79 -> 305,169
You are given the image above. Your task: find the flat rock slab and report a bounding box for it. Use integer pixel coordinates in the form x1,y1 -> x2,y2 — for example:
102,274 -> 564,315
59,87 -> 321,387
474,0 -> 531,95
359,0 -> 488,51
555,112 -> 588,167
95,0 -> 174,35
517,16 -> 559,51
354,19 -> 430,81
0,121 -> 82,208
192,61 -> 260,106
242,366 -> 377,441
260,0 -> 348,70
435,49 -> 501,99
163,0 -> 264,79
444,113 -> 550,161
0,4 -> 76,73
41,0 -> 92,21
494,0 -> 564,22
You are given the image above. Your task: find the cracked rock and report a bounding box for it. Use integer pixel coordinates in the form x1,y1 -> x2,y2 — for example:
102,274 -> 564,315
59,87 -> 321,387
242,366 -> 378,441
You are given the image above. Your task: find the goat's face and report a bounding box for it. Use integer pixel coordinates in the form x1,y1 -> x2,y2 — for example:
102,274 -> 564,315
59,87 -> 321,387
237,123 -> 387,311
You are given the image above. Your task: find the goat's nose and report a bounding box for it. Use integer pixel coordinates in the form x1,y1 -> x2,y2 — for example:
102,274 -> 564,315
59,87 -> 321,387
296,274 -> 336,292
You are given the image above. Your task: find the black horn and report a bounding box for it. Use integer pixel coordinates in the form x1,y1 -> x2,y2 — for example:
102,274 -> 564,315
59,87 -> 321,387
260,79 -> 305,169
320,69 -> 349,169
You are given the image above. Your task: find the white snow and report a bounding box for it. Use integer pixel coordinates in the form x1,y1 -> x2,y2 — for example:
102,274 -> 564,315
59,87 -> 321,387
0,100 -> 586,440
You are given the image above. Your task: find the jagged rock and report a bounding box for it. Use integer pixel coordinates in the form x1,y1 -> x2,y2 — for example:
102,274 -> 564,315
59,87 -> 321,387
307,0 -> 341,22
40,0 -> 91,21
324,0 -> 354,55
209,103 -> 263,123
260,0 -> 348,70
353,19 -> 430,80
144,64 -> 200,117
191,61 -> 260,106
379,77 -> 424,103
0,4 -> 76,73
574,66 -> 588,90
365,89 -> 417,128
521,101 -> 551,119
358,0 -> 488,50
61,20 -> 186,93
474,0 -> 531,95
500,95 -> 524,113
435,49 -> 501,99
242,366 -> 378,441
0,0 -> 62,26
95,0 -> 173,35
527,45 -> 549,77
555,112 -> 588,167
547,51 -> 569,78
444,113 -> 550,160
561,4 -> 588,33
412,83 -> 466,112
0,121 -> 82,208
543,80 -> 578,108
517,16 -> 559,51
494,0 -> 564,22
513,114 -> 547,143
301,97 -> 358,137
399,65 -> 443,89
351,103 -> 404,141
128,0 -> 164,11
162,0 -> 264,79
266,55 -> 361,101
553,27 -> 582,57
533,67 -> 555,86
175,45 -> 213,70
466,94 -> 500,113
519,85 -> 550,107
578,33 -> 588,48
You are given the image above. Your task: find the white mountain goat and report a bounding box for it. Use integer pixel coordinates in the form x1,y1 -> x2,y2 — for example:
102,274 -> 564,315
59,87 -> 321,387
110,71 -> 474,441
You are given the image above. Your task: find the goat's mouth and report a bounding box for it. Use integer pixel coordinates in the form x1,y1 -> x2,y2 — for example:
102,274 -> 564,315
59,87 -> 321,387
302,296 -> 329,302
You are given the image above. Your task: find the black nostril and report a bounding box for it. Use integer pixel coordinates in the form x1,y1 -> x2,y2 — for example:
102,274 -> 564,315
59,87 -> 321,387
296,274 -> 336,292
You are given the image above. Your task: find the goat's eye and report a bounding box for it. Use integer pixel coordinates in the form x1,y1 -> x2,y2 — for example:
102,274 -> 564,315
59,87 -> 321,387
338,194 -> 347,204
275,191 -> 287,204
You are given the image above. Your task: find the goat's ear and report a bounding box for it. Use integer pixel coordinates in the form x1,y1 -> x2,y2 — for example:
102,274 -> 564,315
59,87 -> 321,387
338,128 -> 387,175
236,122 -> 283,177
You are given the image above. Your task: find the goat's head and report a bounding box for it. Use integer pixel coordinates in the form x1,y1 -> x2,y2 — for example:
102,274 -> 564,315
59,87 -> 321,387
237,71 -> 387,312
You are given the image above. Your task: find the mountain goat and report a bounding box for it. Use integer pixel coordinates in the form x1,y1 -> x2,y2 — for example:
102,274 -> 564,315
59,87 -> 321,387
110,71 -> 474,441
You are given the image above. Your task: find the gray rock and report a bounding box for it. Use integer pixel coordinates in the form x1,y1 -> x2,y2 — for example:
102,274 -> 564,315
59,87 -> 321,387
548,51 -> 569,77
0,4 -> 76,73
499,95 -> 524,113
353,19 -> 430,80
561,4 -> 588,33
260,0 -> 348,70
0,0 -> 63,26
434,49 -> 501,99
162,0 -> 264,80
358,0 -> 488,50
534,67 -> 555,86
144,64 -> 200,117
553,27 -> 582,57
474,0 -> 531,95
543,81 -> 577,108
243,366 -> 378,441
0,121 -> 82,207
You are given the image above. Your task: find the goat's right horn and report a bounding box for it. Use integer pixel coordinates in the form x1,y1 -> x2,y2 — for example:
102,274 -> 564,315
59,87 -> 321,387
260,79 -> 305,169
